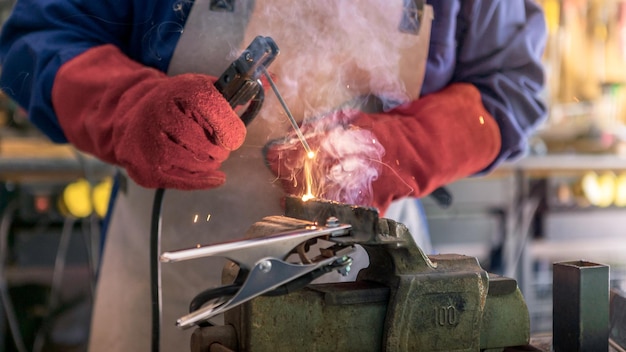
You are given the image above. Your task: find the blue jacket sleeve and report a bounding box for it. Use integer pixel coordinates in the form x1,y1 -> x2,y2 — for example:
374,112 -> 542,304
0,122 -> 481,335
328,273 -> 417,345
455,1 -> 548,168
424,1 -> 548,169
0,0 -> 184,142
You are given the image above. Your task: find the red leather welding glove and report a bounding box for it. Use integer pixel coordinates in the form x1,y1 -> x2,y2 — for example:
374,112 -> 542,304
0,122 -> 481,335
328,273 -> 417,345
265,83 -> 501,215
51,44 -> 246,190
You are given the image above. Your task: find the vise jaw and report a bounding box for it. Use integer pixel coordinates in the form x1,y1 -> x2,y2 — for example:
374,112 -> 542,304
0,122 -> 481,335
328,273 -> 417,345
190,197 -> 530,351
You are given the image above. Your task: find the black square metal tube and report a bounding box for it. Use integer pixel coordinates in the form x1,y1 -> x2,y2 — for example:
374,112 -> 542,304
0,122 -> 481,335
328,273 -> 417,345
553,260 -> 609,352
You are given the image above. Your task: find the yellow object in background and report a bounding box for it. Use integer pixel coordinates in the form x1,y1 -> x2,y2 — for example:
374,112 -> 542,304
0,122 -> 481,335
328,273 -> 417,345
614,172 -> 626,207
58,177 -> 113,218
92,177 -> 113,218
543,0 -> 560,35
60,178 -> 93,218
596,172 -> 617,208
581,171 -> 617,208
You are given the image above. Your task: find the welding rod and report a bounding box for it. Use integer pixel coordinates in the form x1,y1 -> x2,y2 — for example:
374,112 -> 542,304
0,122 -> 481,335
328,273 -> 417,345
261,67 -> 313,156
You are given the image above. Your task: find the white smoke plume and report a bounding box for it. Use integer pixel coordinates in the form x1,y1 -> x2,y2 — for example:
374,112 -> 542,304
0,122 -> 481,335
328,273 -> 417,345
315,119 -> 385,205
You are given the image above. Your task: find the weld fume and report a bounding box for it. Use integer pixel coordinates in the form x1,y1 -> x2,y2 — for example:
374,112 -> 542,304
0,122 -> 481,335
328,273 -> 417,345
276,109 -> 385,206
244,0 -> 417,206
316,124 -> 385,206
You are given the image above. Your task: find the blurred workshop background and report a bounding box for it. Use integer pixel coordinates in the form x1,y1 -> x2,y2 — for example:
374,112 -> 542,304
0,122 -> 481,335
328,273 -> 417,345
2,0 -> 626,350
0,1 -> 114,350
423,0 -> 626,335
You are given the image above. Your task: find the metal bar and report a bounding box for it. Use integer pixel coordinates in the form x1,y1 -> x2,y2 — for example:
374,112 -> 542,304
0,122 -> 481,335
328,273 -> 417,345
553,260 -> 609,352
261,66 -> 313,156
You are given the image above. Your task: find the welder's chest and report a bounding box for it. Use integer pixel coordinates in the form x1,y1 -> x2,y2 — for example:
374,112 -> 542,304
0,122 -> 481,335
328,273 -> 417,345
169,0 -> 433,121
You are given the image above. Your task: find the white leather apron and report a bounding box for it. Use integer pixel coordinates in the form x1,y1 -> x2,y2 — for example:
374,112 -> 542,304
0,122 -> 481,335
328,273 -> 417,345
88,2 -> 432,351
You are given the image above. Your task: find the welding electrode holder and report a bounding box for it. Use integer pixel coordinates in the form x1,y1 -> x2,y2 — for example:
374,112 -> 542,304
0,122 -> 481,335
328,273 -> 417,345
214,36 -> 279,125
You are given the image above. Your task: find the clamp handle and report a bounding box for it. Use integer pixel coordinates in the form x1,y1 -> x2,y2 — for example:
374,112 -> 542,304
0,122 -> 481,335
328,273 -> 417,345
214,36 -> 279,125
176,250 -> 354,328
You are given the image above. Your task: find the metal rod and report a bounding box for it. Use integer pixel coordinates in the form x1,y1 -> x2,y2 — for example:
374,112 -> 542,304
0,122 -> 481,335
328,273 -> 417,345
261,67 -> 313,156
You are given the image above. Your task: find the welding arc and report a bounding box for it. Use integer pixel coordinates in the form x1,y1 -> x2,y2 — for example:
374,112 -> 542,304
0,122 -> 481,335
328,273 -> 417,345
261,67 -> 313,155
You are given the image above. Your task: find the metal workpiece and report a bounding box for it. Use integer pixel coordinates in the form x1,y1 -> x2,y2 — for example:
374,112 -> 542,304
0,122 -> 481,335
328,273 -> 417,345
160,217 -> 350,267
553,260 -> 610,352
284,196 -> 406,246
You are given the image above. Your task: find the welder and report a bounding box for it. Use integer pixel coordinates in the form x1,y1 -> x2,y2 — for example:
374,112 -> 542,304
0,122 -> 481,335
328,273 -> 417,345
0,1 -> 547,351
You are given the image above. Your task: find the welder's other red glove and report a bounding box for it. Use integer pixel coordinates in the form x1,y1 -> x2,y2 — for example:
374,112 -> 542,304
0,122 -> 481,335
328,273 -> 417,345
52,44 -> 246,190
265,83 -> 501,215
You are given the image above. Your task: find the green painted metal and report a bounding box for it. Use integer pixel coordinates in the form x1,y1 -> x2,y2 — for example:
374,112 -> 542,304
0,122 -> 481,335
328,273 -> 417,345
197,197 -> 531,351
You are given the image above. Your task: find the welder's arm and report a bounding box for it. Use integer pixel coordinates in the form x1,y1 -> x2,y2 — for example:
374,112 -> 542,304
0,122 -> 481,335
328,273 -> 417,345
355,83 -> 500,213
266,83 -> 500,215
452,0 -> 548,170
50,44 -> 246,190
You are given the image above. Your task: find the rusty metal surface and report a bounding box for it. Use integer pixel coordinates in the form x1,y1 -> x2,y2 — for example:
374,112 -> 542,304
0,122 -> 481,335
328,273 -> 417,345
226,282 -> 389,352
553,260 -> 610,352
284,196 -> 382,243
191,324 -> 238,352
481,276 -> 530,349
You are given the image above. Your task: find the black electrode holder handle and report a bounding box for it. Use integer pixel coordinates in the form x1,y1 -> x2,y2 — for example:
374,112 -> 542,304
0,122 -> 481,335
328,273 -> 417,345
214,36 -> 279,125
